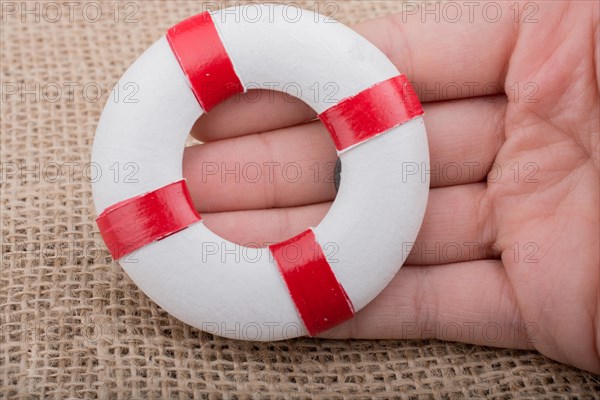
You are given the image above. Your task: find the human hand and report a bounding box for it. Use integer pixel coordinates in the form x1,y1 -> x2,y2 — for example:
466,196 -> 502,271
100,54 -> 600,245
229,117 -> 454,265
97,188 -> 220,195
182,1 -> 599,373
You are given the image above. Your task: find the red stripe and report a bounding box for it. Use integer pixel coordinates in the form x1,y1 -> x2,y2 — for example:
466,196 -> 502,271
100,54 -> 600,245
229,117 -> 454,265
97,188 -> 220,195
319,75 -> 424,152
269,229 -> 354,336
166,12 -> 244,112
96,180 -> 201,260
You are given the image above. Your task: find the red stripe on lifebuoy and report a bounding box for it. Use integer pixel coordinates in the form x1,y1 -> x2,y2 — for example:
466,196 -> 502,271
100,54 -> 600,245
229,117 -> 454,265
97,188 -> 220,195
269,229 -> 355,336
96,180 -> 201,260
167,12 -> 244,112
319,75 -> 424,152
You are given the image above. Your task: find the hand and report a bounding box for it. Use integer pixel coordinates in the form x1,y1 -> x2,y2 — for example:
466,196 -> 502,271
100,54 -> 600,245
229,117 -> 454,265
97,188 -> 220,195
182,1 -> 599,373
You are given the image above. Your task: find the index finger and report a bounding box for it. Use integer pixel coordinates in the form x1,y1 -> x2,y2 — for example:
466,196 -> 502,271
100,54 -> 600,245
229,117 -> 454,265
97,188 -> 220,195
192,2 -> 518,142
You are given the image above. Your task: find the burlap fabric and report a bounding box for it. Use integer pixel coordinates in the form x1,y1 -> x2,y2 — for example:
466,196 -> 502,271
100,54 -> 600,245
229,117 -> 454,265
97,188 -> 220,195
1,0 -> 599,398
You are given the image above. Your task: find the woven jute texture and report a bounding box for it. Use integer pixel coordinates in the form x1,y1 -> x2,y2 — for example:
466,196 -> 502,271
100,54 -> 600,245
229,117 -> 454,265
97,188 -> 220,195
1,0 -> 599,398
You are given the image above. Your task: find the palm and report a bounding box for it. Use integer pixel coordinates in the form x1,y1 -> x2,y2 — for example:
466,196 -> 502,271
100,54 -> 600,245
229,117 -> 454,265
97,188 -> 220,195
491,8 -> 600,371
182,2 -> 599,372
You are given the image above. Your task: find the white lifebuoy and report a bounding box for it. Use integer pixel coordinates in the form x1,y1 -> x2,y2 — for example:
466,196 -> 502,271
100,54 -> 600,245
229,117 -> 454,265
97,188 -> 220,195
92,5 -> 429,341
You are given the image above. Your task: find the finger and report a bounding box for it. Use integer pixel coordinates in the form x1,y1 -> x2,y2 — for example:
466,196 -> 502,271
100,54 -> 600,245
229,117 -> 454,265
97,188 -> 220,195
202,202 -> 331,246
190,90 -> 316,142
192,5 -> 517,142
426,96 -> 507,187
183,97 -> 506,212
183,121 -> 337,213
409,183 -> 496,265
356,3 -> 517,102
201,183 -> 496,265
323,260 -> 534,350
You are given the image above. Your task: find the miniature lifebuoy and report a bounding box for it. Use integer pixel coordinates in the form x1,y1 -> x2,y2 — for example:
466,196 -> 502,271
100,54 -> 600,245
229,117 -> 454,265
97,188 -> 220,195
92,5 -> 429,341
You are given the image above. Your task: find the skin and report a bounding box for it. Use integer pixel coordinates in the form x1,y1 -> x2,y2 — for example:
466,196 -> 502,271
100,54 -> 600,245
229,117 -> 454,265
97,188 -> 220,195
182,2 -> 599,373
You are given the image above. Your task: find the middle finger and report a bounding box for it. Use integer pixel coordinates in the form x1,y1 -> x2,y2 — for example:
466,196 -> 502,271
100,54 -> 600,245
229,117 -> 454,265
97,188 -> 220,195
183,96 -> 506,213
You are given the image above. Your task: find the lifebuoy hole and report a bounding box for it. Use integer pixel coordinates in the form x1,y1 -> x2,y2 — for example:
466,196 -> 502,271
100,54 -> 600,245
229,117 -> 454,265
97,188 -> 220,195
184,88 -> 341,248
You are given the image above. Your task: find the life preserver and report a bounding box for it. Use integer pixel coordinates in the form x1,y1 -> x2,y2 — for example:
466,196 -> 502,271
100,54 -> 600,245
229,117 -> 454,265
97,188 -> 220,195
92,5 -> 429,341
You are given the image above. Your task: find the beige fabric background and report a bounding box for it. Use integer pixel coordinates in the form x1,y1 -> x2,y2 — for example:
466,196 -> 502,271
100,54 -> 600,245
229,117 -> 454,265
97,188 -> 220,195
1,0 -> 599,398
